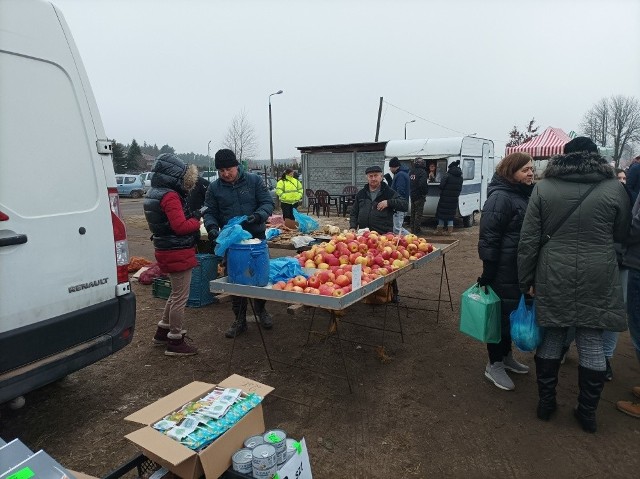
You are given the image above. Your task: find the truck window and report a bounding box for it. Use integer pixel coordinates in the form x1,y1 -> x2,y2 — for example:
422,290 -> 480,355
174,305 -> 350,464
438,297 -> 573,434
462,159 -> 475,180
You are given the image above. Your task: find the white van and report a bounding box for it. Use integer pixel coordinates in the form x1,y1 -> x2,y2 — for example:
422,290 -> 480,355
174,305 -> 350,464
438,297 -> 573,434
0,0 -> 136,404
384,136 -> 496,227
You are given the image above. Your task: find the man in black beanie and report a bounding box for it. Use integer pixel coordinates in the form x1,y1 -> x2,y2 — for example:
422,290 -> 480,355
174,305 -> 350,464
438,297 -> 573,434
203,149 -> 275,338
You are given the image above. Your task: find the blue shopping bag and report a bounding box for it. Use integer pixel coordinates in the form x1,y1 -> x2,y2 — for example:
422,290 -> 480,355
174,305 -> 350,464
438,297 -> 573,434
510,294 -> 542,352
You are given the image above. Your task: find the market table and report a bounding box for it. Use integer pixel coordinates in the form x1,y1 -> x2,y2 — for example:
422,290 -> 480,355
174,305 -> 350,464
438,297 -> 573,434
210,239 -> 458,392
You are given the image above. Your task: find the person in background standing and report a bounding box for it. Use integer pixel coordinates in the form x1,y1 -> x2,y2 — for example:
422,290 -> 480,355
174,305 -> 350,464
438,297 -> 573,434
388,157 -> 410,235
616,190 -> 640,419
518,137 -> 630,433
626,155 -> 640,203
203,149 -> 275,338
409,158 -> 428,235
187,175 -> 210,213
478,152 -> 535,391
350,165 -> 408,303
275,168 -> 303,221
616,168 -> 627,184
435,160 -> 463,235
143,153 -> 202,356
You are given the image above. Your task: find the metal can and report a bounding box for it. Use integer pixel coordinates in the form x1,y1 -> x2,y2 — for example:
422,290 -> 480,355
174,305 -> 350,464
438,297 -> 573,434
231,448 -> 253,475
243,434 -> 264,449
263,429 -> 287,465
252,444 -> 277,478
285,438 -> 297,463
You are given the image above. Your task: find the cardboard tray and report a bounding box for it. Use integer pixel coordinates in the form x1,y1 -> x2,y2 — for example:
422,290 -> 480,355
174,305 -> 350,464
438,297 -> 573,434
124,375 -> 273,479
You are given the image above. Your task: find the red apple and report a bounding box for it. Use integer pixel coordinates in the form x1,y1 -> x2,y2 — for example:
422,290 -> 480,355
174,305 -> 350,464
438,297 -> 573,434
292,275 -> 307,288
335,274 -> 350,287
308,276 -> 321,288
347,241 -> 359,253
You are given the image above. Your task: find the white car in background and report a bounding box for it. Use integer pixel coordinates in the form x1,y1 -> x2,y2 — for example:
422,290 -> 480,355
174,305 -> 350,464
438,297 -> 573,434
140,171 -> 153,192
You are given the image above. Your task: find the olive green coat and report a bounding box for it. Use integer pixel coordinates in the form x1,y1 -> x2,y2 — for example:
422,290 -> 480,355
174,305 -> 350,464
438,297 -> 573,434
518,152 -> 631,331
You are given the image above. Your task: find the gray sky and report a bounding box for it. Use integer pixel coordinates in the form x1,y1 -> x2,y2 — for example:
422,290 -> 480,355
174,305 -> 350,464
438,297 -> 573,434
54,0 -> 640,160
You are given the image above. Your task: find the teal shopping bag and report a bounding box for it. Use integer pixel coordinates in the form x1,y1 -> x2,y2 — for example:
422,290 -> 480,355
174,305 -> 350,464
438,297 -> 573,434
459,283 -> 501,343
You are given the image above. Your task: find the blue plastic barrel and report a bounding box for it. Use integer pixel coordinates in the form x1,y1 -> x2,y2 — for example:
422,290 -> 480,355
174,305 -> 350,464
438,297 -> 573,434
227,240 -> 270,286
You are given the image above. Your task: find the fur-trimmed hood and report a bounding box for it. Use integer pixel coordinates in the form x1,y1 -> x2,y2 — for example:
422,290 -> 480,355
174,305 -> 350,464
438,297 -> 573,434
542,151 -> 615,183
151,153 -> 199,196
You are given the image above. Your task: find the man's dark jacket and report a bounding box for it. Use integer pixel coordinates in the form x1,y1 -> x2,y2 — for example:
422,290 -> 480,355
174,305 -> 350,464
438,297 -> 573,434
349,182 -> 408,234
203,169 -> 274,237
391,164 -> 410,200
409,164 -> 428,200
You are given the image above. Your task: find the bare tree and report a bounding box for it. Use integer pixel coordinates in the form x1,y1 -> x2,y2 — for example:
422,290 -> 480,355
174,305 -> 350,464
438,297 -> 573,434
581,95 -> 640,167
222,109 -> 258,162
580,98 -> 609,147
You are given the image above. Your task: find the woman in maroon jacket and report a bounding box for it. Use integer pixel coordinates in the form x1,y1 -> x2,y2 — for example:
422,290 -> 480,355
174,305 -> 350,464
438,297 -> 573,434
143,154 -> 201,356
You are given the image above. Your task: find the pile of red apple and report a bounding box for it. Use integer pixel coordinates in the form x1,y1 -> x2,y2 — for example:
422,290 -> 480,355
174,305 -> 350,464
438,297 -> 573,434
271,231 -> 435,296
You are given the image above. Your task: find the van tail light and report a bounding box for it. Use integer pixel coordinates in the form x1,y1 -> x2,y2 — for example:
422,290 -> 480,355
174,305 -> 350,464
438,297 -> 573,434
0,210 -> 8,221
108,188 -> 130,284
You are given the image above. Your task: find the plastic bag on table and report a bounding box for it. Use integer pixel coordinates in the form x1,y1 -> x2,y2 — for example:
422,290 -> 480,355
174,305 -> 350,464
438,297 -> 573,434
459,282 -> 501,343
291,235 -> 315,248
269,257 -> 308,284
265,228 -> 281,240
214,215 -> 252,256
510,294 -> 542,352
292,208 -> 319,234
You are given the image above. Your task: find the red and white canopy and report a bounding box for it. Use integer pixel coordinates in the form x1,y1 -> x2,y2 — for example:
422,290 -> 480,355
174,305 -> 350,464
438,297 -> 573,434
505,127 -> 570,158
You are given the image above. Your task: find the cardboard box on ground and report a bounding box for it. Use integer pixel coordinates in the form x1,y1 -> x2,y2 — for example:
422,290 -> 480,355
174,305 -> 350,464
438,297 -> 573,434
124,375 -> 274,479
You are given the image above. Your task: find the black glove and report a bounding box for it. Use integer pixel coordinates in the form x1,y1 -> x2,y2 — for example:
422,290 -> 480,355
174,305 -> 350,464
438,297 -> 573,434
245,214 -> 257,224
478,260 -> 498,287
191,209 -> 203,220
207,227 -> 219,242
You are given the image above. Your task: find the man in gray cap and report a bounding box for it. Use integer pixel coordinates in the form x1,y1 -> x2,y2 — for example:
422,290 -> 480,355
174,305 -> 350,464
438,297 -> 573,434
204,149 -> 274,338
349,165 -> 408,234
350,165 -> 408,302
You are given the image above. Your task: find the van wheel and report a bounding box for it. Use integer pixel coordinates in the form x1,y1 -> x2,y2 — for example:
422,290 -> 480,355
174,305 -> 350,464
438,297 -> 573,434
131,190 -> 143,199
462,213 -> 475,228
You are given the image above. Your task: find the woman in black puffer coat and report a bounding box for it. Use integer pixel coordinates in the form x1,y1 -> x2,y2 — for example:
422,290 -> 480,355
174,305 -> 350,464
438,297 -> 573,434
435,160 -> 463,234
478,153 -> 535,391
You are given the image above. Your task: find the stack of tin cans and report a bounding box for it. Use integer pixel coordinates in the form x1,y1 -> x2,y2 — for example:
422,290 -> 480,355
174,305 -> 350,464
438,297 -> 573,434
231,428 -> 297,478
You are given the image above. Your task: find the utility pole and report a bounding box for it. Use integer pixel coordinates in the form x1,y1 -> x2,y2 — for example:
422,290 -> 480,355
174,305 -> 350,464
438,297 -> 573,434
375,96 -> 383,142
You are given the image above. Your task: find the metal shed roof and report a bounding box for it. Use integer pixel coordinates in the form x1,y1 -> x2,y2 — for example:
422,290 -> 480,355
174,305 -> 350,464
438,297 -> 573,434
296,141 -> 387,154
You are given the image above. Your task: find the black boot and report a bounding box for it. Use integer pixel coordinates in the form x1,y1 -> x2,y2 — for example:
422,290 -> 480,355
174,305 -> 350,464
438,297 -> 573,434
534,355 -> 561,421
573,366 -> 606,433
254,300 -> 272,329
227,298 -> 248,338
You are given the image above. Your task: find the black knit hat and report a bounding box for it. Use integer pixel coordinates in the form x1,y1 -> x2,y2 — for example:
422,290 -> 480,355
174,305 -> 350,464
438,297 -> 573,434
214,149 -> 239,169
389,157 -> 401,168
563,137 -> 598,154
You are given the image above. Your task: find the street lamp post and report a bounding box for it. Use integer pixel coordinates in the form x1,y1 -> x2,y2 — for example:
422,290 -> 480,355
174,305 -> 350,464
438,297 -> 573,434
269,90 -> 283,175
404,120 -> 416,140
207,140 -> 212,173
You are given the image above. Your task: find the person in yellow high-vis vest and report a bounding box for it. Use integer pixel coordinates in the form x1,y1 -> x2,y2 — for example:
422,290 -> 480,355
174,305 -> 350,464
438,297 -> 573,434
275,168 -> 303,220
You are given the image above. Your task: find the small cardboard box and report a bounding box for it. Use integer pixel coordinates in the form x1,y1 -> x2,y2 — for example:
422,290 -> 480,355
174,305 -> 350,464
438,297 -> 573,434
124,375 -> 273,479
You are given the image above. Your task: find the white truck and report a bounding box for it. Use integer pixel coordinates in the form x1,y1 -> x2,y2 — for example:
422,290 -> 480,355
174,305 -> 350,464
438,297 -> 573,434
384,136 -> 496,227
0,0 -> 136,405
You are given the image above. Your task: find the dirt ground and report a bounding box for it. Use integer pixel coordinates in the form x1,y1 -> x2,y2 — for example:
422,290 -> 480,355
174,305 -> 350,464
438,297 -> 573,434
2,199 -> 640,478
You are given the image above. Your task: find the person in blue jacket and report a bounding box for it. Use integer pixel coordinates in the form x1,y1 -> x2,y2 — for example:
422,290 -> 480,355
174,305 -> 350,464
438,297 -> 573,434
626,155 -> 640,204
388,157 -> 410,235
203,149 -> 274,338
